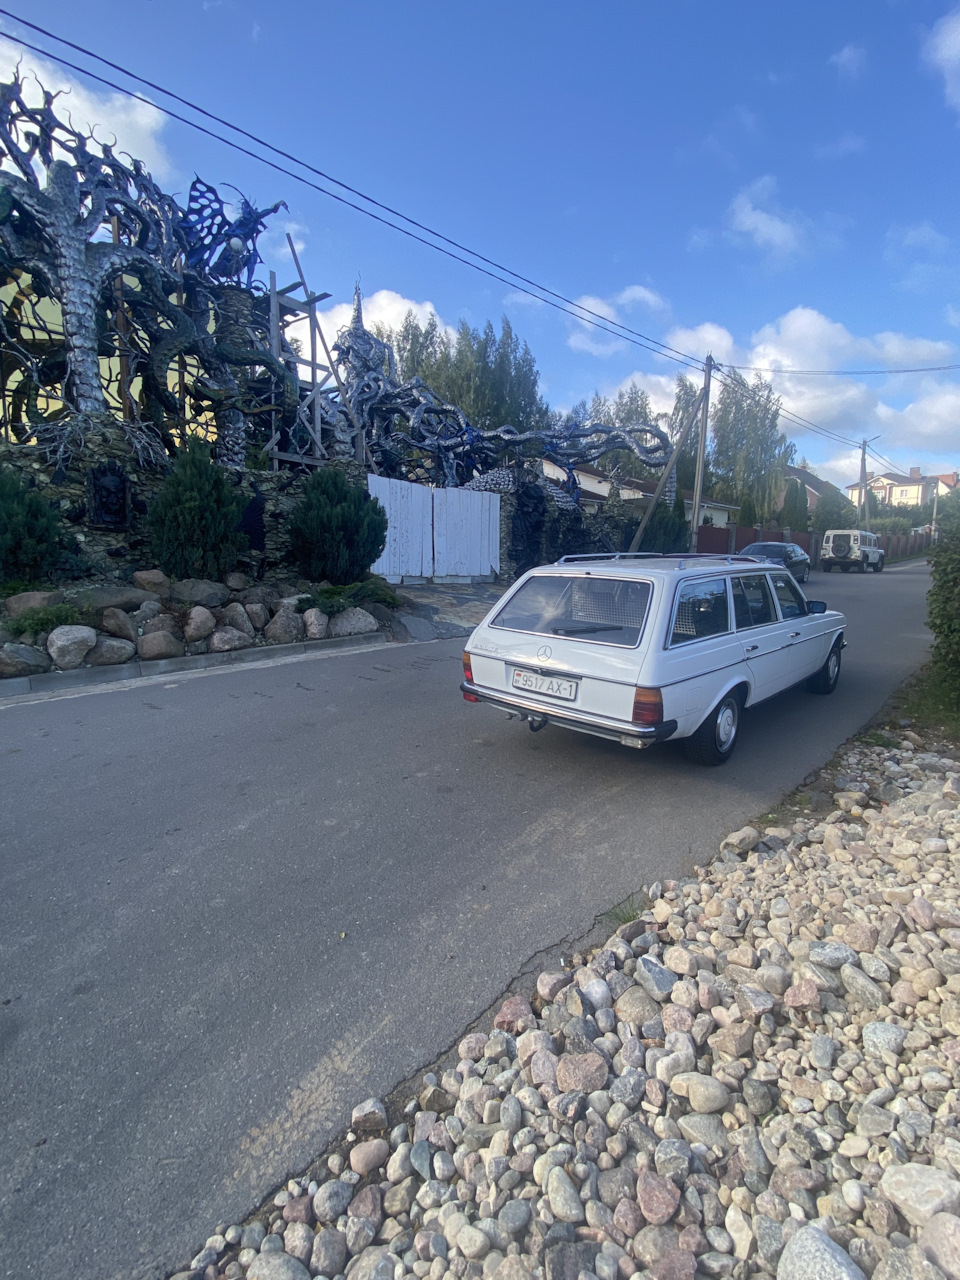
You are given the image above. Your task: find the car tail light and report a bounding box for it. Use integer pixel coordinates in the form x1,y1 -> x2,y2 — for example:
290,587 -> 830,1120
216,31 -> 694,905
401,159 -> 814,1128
462,652 -> 480,702
632,686 -> 663,726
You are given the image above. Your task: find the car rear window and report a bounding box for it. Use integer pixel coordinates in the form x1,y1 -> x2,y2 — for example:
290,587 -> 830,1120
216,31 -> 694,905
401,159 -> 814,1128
670,577 -> 730,645
731,575 -> 775,629
491,575 -> 651,647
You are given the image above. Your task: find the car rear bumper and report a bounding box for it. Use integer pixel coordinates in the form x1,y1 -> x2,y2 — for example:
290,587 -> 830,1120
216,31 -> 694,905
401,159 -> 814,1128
460,681 -> 679,748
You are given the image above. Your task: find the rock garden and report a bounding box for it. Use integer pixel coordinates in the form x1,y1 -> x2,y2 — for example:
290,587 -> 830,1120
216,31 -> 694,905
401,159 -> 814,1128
165,722 -> 960,1280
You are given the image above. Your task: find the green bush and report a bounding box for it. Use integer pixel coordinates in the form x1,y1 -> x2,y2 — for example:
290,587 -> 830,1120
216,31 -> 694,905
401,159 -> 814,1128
9,603 -> 82,633
0,466 -> 67,583
296,575 -> 402,616
288,468 -> 387,584
928,504 -> 960,690
148,437 -> 246,579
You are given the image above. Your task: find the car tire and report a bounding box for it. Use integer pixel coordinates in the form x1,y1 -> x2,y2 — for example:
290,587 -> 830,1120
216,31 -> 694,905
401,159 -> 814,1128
857,557 -> 867,573
807,641 -> 842,695
683,689 -> 744,766
872,557 -> 884,573
799,564 -> 809,583
822,563 -> 832,572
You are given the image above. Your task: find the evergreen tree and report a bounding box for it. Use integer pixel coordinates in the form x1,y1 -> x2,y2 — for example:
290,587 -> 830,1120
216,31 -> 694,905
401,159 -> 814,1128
0,466 -> 66,583
738,493 -> 759,527
148,438 -> 246,579
780,478 -> 809,530
288,467 -> 387,584
810,486 -> 858,534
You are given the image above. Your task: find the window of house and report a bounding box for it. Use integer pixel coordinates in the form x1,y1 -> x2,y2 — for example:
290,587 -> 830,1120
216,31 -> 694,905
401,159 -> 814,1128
900,488 -> 908,499
670,578 -> 730,645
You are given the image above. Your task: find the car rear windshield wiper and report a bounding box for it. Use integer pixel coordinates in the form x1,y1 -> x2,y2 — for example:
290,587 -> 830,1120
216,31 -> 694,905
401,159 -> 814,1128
553,623 -> 623,635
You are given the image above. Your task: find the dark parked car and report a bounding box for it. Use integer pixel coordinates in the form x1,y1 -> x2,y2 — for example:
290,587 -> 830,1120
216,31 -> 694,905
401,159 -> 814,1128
741,542 -> 811,583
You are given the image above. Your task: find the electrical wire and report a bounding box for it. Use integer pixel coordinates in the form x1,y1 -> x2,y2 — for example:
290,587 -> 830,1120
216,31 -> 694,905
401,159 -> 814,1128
1,16 -> 939,463
0,9 -> 705,370
726,362 -> 960,377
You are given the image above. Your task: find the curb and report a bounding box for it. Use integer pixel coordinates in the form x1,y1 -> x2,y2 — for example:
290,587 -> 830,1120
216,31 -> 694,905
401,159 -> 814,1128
0,631 -> 386,700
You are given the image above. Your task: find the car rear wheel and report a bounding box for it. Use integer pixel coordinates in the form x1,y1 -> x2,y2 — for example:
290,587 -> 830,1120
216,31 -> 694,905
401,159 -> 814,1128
807,641 -> 842,695
683,689 -> 743,766
798,564 -> 809,583
857,557 -> 867,573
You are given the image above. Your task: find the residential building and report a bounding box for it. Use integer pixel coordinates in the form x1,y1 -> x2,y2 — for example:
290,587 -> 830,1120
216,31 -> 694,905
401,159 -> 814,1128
778,464 -> 839,513
845,467 -> 958,509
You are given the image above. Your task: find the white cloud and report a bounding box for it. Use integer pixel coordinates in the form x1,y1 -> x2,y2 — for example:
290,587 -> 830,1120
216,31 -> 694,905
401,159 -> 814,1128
814,131 -> 865,159
564,284 -> 666,356
886,221 -> 950,258
924,7 -> 960,116
308,289 -> 455,354
945,304 -> 960,327
726,177 -> 804,256
0,35 -> 172,181
829,44 -> 867,80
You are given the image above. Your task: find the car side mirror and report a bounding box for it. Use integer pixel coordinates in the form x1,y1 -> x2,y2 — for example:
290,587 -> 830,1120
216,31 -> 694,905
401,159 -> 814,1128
806,600 -> 827,614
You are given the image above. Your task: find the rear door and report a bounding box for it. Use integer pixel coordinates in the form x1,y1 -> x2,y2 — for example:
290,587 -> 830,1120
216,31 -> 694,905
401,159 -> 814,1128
731,573 -> 798,701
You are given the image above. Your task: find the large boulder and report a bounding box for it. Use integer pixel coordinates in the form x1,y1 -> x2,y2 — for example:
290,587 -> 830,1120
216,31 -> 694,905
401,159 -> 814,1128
100,608 -> 137,643
244,602 -> 270,631
168,579 -> 230,608
218,602 -> 256,637
264,608 -> 305,645
209,627 -> 254,653
72,586 -> 160,613
2,589 -> 64,618
0,643 -> 52,677
137,632 -> 185,661
183,606 -> 216,643
327,607 -> 379,638
86,636 -> 136,666
141,613 -> 183,638
47,625 -> 97,670
303,608 -> 329,640
132,569 -> 171,596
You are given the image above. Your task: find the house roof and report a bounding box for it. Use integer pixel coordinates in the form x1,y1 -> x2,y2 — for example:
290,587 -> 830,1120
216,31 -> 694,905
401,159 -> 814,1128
784,464 -> 837,496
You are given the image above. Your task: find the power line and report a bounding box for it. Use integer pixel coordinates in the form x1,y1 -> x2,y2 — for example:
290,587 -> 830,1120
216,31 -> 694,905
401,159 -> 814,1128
726,362 -> 960,377
0,9 -> 704,370
0,17 -> 921,463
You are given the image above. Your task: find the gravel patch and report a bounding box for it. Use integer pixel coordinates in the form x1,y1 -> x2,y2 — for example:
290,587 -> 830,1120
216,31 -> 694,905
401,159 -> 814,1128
170,727 -> 960,1280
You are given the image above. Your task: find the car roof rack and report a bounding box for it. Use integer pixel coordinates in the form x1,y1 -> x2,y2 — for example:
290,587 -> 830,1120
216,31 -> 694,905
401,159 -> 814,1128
554,552 -> 771,567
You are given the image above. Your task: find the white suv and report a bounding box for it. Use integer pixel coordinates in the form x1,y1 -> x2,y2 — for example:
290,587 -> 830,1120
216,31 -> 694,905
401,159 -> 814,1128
820,529 -> 884,573
461,553 -> 846,765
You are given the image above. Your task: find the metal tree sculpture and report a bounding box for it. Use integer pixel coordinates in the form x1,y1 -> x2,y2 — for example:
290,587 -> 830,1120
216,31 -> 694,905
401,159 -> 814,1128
0,71 -> 290,469
327,289 -> 674,502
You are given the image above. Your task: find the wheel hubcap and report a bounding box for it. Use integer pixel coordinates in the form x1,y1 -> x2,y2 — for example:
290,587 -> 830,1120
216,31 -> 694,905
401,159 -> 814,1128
828,651 -> 839,682
716,699 -> 738,750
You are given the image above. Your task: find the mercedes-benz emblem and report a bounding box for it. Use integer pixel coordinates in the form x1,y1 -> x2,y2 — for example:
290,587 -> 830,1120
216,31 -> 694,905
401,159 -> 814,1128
537,645 -> 552,661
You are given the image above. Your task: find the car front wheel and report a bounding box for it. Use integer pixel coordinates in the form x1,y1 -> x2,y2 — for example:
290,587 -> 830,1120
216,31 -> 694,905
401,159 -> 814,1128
807,641 -> 842,695
872,557 -> 884,573
683,689 -> 743,766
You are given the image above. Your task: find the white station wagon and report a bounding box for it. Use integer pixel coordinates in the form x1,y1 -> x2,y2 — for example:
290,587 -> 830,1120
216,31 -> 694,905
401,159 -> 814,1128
461,553 -> 847,765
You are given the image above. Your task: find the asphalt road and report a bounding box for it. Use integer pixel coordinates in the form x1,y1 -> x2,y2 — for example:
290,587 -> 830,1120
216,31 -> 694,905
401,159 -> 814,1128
0,559 -> 931,1280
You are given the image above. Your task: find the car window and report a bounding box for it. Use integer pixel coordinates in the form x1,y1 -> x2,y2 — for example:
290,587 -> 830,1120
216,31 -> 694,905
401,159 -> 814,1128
731,575 -> 775,629
491,575 -> 651,647
770,572 -> 806,620
670,577 -> 730,646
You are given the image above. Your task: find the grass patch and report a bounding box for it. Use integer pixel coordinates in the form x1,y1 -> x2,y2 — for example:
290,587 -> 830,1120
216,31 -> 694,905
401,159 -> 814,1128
6,603 -> 82,633
606,892 -> 647,927
858,729 -> 899,749
892,662 -> 960,744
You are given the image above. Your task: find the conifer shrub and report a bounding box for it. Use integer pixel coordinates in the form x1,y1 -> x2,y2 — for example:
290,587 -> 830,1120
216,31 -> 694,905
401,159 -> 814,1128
288,467 -> 387,584
0,465 -> 67,583
148,438 -> 246,579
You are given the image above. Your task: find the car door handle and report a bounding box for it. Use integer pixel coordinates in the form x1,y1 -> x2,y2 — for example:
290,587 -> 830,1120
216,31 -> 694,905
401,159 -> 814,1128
789,631 -> 801,638
745,644 -> 759,652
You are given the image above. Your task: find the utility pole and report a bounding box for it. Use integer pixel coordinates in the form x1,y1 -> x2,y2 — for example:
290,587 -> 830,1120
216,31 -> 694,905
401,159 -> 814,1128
627,384 -> 707,552
858,435 -> 881,531
932,486 -> 940,542
689,355 -> 714,551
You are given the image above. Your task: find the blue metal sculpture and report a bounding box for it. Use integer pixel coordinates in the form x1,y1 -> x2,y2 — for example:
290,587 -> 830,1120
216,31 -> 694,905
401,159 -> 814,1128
326,289 -> 673,504
180,179 -> 287,290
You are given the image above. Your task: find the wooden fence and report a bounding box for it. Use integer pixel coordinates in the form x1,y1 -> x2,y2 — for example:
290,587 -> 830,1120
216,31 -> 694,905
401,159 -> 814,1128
368,476 -> 500,582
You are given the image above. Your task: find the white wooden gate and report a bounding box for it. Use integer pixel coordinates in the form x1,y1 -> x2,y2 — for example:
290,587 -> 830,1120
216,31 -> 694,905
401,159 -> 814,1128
368,476 -> 500,582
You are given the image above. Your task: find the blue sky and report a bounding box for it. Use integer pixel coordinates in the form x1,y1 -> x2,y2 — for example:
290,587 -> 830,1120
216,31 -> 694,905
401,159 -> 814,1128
5,1 -> 960,487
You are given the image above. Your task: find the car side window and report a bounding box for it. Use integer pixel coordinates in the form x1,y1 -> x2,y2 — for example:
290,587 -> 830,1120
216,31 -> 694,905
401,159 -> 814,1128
670,577 -> 730,646
770,572 -> 805,620
732,575 -> 775,629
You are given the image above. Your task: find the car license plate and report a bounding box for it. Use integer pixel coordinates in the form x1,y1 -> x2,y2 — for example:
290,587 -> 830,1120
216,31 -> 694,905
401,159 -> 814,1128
511,668 -> 579,701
